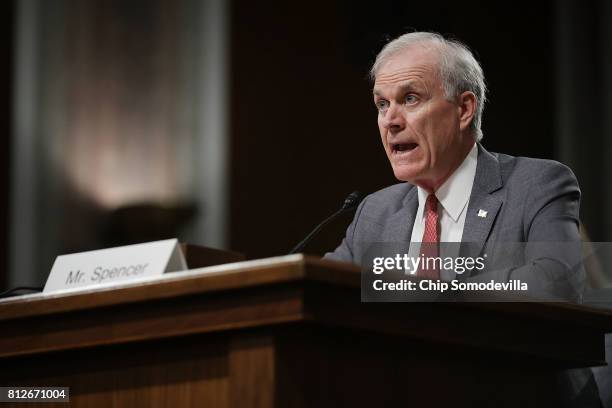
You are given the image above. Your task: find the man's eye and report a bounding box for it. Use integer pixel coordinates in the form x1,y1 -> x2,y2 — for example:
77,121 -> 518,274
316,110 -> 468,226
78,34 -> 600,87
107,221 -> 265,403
376,100 -> 389,111
405,94 -> 418,104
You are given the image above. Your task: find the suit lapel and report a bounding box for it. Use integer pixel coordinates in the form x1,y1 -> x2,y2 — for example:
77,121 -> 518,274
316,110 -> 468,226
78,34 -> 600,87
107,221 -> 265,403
461,144 -> 504,261
383,186 -> 418,242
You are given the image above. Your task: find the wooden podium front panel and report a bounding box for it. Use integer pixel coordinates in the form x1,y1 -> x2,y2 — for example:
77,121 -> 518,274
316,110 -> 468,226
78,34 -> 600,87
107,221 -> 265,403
0,324 -> 565,408
0,334 -> 231,407
274,324 -> 563,408
2,331 -> 281,408
229,333 -> 276,407
1,255 -> 611,407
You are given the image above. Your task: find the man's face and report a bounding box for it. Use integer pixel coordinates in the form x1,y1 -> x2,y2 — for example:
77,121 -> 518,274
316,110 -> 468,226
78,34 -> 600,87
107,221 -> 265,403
373,45 -> 472,191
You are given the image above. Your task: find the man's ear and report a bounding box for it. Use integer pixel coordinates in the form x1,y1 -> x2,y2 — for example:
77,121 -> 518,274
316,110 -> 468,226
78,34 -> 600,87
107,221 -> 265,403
458,91 -> 477,132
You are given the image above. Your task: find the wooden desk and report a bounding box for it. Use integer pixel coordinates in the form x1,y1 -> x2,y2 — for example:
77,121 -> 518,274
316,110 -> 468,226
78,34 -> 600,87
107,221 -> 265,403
1,255 -> 611,407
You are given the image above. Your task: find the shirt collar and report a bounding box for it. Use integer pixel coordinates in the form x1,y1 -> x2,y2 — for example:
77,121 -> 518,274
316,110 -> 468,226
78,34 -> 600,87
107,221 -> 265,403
416,142 -> 478,222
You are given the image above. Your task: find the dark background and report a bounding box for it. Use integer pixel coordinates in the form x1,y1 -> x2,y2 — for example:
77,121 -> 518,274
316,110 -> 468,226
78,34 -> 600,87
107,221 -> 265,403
1,1 -> 14,290
1,0 -> 611,288
229,0 -> 598,258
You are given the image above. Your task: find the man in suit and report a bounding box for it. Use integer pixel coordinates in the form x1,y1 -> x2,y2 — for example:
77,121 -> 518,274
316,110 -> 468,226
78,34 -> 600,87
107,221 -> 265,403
326,31 -> 599,407
326,32 -> 583,298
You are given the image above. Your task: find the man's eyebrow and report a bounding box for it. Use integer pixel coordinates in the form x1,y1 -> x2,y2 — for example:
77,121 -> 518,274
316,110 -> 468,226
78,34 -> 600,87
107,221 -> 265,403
372,81 -> 421,97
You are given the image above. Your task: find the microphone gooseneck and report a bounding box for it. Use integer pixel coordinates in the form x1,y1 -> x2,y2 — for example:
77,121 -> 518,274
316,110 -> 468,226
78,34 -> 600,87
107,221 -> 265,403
289,191 -> 365,254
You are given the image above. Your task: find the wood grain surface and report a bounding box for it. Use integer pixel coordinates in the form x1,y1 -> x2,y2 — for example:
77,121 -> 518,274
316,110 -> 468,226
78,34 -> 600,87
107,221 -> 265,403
1,255 -> 612,407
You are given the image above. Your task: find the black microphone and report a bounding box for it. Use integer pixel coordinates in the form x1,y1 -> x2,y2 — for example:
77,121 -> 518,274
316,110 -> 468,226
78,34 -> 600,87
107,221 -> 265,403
289,191 -> 365,254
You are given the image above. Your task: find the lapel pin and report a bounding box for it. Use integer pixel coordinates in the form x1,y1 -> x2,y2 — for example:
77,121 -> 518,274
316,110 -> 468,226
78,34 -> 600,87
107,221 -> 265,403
478,209 -> 488,218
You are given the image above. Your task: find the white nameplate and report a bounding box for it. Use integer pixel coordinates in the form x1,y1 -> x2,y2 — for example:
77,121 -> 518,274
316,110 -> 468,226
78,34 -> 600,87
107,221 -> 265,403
43,239 -> 187,293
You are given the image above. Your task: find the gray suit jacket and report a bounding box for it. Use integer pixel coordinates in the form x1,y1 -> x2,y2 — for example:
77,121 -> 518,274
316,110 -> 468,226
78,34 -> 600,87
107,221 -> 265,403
326,143 -> 584,299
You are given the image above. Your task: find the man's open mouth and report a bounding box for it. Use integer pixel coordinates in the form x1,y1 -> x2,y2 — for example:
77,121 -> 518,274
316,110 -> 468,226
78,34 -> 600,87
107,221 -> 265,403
392,143 -> 418,153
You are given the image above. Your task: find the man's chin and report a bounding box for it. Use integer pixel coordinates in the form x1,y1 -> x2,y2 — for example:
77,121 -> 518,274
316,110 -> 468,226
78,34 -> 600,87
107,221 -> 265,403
392,168 -> 420,184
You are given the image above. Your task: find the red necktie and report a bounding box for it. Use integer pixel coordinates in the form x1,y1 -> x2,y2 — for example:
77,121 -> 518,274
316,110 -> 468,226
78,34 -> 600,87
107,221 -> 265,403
417,194 -> 440,280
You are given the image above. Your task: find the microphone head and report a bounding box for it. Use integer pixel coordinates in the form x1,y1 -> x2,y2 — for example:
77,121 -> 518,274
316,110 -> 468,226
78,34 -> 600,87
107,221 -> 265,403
341,191 -> 365,210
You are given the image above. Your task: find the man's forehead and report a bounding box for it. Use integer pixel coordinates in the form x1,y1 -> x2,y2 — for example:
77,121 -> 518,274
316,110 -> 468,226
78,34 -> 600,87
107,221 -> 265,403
378,43 -> 440,71
374,69 -> 431,89
373,46 -> 440,89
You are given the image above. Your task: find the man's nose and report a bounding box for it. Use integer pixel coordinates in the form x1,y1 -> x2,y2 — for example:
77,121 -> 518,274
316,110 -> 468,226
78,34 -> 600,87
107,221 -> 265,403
381,104 -> 405,131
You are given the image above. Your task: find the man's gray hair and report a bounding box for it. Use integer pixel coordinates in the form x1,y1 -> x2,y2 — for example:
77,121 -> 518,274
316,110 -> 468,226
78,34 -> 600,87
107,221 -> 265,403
370,32 -> 487,141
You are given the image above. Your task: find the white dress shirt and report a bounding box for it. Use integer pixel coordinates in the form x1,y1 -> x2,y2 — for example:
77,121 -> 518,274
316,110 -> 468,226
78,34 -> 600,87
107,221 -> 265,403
410,143 -> 478,244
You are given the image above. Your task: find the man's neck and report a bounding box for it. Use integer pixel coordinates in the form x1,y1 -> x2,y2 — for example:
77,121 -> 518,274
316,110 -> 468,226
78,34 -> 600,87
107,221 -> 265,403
418,137 -> 476,193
